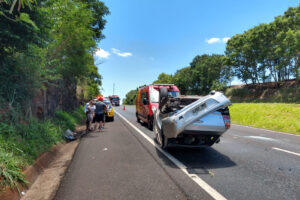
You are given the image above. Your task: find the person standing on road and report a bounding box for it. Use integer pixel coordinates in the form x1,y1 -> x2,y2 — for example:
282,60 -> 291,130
84,100 -> 91,130
87,100 -> 96,131
84,100 -> 96,131
94,97 -> 107,131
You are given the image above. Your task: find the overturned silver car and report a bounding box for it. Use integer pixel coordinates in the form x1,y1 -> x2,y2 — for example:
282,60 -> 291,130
153,88 -> 231,149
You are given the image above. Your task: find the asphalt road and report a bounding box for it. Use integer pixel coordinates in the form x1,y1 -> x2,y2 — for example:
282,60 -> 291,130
55,106 -> 300,200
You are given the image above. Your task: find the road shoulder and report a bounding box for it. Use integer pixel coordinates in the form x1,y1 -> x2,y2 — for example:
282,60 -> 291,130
21,141 -> 79,200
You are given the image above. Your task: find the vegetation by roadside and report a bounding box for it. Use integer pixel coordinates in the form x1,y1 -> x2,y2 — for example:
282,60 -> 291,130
0,107 -> 85,191
123,89 -> 137,105
230,103 -> 300,135
226,80 -> 300,103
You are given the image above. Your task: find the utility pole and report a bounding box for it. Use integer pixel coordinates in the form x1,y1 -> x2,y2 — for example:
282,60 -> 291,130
113,83 -> 115,95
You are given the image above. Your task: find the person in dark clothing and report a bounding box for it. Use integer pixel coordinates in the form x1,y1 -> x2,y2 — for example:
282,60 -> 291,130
94,97 -> 107,131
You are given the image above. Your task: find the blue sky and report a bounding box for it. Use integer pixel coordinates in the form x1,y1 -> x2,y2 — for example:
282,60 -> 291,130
95,0 -> 299,100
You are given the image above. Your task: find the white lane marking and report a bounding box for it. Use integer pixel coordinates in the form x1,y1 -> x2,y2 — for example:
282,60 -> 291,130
115,110 -> 227,200
244,136 -> 278,142
232,124 -> 300,137
272,147 -> 300,157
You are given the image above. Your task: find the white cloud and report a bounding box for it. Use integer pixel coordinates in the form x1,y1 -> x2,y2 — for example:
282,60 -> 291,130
95,48 -> 110,58
222,37 -> 231,43
111,48 -> 132,57
206,38 -> 221,44
205,37 -> 231,44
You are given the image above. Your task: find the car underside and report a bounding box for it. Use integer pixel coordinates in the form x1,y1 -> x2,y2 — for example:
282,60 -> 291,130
154,88 -> 231,149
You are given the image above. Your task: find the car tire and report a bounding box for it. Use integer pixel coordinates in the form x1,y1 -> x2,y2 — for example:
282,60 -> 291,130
154,120 -> 163,147
136,113 -> 141,123
111,116 -> 114,122
148,116 -> 153,131
159,87 -> 168,104
154,119 -> 168,149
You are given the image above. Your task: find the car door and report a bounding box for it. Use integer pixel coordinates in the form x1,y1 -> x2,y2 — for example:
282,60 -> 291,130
144,91 -> 149,121
140,92 -> 146,120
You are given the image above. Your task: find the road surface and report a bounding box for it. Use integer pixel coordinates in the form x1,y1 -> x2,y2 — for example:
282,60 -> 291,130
54,106 -> 300,200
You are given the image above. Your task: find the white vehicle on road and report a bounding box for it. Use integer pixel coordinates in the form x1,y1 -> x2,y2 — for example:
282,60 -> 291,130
154,88 -> 231,149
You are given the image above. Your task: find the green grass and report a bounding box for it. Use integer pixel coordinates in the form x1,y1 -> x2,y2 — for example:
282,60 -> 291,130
230,103 -> 300,135
0,106 -> 85,190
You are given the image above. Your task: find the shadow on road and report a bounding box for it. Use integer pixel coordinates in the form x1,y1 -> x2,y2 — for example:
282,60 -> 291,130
155,146 -> 236,170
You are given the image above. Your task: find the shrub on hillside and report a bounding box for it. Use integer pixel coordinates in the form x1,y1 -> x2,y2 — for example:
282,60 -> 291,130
53,110 -> 77,131
225,87 -> 249,97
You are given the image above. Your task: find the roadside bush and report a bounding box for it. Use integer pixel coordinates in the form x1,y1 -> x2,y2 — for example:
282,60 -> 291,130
0,107 -> 85,190
225,87 -> 249,97
71,106 -> 85,124
225,84 -> 300,103
211,81 -> 227,92
53,110 -> 77,131
0,147 -> 27,190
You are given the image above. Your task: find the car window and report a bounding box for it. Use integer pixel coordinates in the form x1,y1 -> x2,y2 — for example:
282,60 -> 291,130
168,91 -> 180,97
145,92 -> 149,100
150,88 -> 159,103
141,93 -> 145,104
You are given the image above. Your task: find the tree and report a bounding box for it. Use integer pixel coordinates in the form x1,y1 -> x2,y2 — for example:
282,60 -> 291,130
123,89 -> 137,105
153,73 -> 173,84
225,6 -> 300,85
79,0 -> 110,40
0,0 -> 109,112
172,67 -> 193,95
189,54 -> 227,94
0,0 -> 48,106
226,33 -> 258,85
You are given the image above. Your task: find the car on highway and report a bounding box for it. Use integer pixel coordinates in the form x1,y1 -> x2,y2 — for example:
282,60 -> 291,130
104,99 -> 114,121
136,84 -> 180,130
153,88 -> 231,149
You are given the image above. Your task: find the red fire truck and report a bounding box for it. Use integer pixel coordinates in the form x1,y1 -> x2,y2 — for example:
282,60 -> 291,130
109,95 -> 120,106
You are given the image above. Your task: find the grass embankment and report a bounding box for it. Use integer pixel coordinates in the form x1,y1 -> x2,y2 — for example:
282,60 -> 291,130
225,82 -> 300,103
230,103 -> 300,135
0,107 -> 85,190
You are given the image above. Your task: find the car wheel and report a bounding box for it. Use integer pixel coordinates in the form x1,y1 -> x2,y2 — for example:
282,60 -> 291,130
136,113 -> 141,123
148,117 -> 153,131
111,116 -> 114,121
154,120 -> 168,149
159,87 -> 168,103
154,120 -> 163,147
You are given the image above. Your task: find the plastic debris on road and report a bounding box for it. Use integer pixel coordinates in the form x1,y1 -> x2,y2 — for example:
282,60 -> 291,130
64,129 -> 76,141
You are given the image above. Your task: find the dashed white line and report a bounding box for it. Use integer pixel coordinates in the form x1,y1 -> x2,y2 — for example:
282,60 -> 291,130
232,124 -> 300,137
115,110 -> 227,200
272,147 -> 300,157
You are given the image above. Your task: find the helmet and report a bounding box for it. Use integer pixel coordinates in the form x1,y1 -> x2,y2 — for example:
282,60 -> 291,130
97,96 -> 104,101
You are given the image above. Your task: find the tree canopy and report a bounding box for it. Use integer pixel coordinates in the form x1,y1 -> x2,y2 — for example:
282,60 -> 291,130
0,0 -> 109,112
226,6 -> 299,85
123,89 -> 137,105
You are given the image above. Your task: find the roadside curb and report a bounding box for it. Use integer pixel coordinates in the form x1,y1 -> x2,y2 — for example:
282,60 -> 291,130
0,126 -> 84,200
0,143 -> 64,200
21,140 -> 79,200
